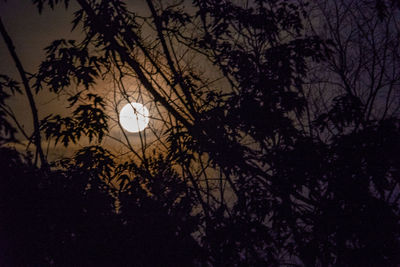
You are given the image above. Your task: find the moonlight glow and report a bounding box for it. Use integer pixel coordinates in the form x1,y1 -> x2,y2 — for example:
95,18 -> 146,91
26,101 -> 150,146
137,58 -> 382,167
119,102 -> 149,133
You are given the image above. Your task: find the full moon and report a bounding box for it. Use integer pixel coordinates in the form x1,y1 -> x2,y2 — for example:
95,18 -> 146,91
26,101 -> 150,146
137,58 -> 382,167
119,102 -> 150,133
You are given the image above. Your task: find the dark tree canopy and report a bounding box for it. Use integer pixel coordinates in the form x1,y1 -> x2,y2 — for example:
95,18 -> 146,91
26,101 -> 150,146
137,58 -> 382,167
0,0 -> 399,266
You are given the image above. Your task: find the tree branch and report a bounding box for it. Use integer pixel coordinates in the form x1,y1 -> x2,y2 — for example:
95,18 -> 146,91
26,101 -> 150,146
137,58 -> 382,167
0,17 -> 47,168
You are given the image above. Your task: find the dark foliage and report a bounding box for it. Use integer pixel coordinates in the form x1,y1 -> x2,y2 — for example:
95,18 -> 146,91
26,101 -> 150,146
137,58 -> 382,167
0,146 -> 201,266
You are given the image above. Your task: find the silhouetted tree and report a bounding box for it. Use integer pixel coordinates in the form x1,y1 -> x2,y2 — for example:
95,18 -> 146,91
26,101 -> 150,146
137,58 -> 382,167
0,0 -> 399,266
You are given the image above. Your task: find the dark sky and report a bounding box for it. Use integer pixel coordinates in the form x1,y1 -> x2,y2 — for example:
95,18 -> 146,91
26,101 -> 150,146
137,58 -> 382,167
0,0 -> 80,138
0,1 -> 80,76
0,0 -> 148,76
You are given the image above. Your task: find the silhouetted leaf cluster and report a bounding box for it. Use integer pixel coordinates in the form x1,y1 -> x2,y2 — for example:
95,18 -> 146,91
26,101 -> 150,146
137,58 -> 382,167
40,92 -> 108,146
0,145 -> 201,266
0,75 -> 20,144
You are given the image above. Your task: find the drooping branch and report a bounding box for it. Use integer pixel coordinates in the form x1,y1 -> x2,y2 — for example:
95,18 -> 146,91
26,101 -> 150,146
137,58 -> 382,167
0,17 -> 47,168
